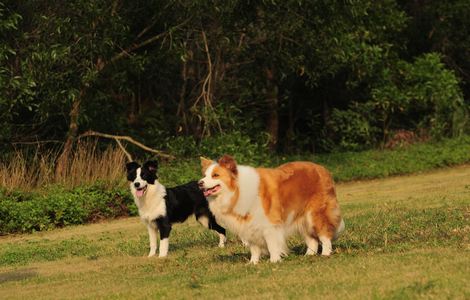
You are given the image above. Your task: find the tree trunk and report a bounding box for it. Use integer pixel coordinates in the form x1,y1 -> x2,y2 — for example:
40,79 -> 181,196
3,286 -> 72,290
285,97 -> 295,153
265,68 -> 279,152
322,97 -> 333,149
176,60 -> 189,134
128,93 -> 137,125
55,91 -> 82,178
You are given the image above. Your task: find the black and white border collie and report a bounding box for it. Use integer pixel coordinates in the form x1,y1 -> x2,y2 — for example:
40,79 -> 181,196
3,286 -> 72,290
126,160 -> 226,257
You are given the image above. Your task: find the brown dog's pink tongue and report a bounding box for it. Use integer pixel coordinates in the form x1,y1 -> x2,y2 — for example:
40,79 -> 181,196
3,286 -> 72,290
204,185 -> 221,197
136,189 -> 144,197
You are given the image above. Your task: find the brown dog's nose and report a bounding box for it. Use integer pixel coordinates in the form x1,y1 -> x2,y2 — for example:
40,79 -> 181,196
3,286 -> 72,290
198,180 -> 204,187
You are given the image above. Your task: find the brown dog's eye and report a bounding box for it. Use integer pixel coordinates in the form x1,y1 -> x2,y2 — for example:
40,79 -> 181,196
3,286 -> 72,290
213,173 -> 219,178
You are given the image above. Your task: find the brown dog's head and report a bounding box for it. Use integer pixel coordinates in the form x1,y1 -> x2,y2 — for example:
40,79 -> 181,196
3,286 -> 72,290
198,155 -> 238,197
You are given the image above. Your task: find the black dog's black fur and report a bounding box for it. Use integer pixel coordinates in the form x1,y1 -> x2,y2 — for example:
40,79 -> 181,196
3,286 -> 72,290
157,181 -> 226,241
126,161 -> 225,249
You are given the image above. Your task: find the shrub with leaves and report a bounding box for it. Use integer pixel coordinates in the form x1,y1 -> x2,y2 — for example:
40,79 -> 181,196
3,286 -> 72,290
371,53 -> 467,140
324,108 -> 377,152
0,185 -> 135,235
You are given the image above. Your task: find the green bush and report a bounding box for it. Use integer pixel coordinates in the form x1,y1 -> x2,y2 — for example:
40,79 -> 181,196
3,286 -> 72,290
328,53 -> 468,151
370,53 -> 467,139
165,131 -> 271,165
324,108 -> 377,151
199,131 -> 271,165
164,135 -> 198,158
0,184 -> 136,235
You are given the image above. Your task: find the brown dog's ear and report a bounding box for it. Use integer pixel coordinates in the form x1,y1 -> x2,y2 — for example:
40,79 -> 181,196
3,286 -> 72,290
218,154 -> 238,176
200,157 -> 214,174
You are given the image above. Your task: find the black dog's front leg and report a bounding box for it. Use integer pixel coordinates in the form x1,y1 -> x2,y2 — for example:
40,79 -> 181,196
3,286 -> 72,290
208,215 -> 227,247
196,206 -> 227,248
155,217 -> 172,257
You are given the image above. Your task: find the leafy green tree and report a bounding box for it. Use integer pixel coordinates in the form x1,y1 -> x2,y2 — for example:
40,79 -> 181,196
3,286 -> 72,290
0,3 -> 34,143
400,0 -> 470,101
0,0 -> 467,157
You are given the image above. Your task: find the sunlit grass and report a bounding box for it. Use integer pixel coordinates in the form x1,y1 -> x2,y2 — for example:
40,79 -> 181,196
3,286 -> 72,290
0,166 -> 468,299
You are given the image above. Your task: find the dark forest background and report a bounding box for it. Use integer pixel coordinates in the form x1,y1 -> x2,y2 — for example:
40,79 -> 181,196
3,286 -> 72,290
1,0 -> 469,159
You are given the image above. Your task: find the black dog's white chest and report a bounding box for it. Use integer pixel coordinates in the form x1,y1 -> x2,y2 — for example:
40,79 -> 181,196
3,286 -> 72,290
135,185 -> 167,223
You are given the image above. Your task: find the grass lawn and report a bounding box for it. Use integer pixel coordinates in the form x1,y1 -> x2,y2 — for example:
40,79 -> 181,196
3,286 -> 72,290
0,165 -> 469,299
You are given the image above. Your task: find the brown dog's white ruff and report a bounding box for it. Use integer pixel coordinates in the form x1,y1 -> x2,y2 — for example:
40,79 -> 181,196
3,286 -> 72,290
199,155 -> 345,264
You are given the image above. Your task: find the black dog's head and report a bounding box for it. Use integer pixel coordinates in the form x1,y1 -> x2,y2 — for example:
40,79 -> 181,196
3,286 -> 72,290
126,160 -> 158,198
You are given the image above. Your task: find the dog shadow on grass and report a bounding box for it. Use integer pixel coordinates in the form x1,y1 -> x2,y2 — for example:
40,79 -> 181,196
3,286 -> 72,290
288,243 -> 359,257
211,243 -> 356,263
212,244 -> 315,262
0,268 -> 38,284
170,238 -> 218,252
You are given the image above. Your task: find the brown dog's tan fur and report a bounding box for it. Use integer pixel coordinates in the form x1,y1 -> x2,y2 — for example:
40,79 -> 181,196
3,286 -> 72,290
257,162 -> 341,239
199,155 -> 344,262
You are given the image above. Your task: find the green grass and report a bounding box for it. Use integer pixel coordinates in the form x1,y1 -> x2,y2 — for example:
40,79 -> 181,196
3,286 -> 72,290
0,185 -> 135,234
0,165 -> 469,299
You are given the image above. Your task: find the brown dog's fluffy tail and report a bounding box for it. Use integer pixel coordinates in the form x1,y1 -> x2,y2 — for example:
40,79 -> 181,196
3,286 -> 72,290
333,218 -> 345,241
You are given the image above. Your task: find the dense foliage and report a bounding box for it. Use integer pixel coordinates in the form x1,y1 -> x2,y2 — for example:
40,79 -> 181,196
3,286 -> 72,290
0,184 -> 135,234
0,0 -> 469,155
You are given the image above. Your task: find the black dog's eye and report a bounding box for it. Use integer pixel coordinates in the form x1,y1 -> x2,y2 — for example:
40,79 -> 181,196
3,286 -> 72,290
213,173 -> 219,178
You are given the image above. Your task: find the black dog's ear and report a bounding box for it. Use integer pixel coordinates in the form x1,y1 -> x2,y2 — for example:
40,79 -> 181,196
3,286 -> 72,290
126,161 -> 140,173
143,160 -> 158,174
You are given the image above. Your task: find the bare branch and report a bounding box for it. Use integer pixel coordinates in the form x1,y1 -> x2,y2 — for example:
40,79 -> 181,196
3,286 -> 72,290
192,30 -> 222,136
78,130 -> 175,160
109,31 -> 168,64
109,19 -> 190,65
136,19 -> 158,39
114,138 -> 133,162
10,140 -> 63,145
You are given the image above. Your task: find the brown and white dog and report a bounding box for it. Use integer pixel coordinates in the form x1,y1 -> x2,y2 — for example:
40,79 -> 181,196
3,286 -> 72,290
198,155 -> 344,264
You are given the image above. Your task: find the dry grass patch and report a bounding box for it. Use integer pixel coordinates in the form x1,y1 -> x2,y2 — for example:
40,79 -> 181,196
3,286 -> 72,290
0,141 -> 126,191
